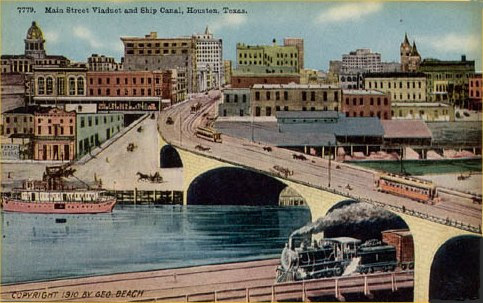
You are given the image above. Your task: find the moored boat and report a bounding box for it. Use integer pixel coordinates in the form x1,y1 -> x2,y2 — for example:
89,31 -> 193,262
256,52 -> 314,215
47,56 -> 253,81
1,165 -> 116,214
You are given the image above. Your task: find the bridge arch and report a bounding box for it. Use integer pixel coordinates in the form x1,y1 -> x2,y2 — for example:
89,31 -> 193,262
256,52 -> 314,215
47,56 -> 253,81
323,199 -> 411,242
429,235 -> 481,301
160,144 -> 183,168
187,166 -> 299,205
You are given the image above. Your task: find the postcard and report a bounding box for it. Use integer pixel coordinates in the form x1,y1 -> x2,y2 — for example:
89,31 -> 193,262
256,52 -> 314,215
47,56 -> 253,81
1,1 -> 482,302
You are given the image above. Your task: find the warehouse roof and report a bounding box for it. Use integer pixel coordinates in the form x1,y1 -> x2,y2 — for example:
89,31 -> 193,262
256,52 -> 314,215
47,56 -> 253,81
279,116 -> 384,137
381,120 -> 432,139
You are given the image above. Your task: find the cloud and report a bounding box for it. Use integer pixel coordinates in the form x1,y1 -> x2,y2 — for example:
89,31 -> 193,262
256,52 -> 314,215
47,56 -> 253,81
210,14 -> 247,31
44,30 -> 59,43
72,25 -> 122,55
418,33 -> 480,54
315,2 -> 383,24
73,25 -> 103,48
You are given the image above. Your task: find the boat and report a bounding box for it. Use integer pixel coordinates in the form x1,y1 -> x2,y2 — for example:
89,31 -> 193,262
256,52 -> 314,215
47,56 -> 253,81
1,165 -> 116,214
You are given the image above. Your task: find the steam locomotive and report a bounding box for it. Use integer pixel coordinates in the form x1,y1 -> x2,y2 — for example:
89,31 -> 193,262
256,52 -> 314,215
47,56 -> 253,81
276,229 -> 414,282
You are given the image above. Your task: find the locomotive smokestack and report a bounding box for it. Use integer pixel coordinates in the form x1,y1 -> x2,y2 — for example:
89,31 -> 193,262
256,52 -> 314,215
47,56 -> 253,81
290,202 -> 396,238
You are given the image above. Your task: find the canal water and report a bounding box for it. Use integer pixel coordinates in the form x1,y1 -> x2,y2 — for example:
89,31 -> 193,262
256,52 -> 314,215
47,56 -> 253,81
1,205 -> 311,284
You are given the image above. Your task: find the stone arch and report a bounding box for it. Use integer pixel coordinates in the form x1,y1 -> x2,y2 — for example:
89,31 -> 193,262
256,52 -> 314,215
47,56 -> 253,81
187,167 -> 289,205
429,235 -> 481,301
159,145 -> 183,168
322,199 -> 411,242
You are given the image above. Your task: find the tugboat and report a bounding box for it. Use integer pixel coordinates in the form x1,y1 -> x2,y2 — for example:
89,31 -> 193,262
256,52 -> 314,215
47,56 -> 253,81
1,165 -> 116,214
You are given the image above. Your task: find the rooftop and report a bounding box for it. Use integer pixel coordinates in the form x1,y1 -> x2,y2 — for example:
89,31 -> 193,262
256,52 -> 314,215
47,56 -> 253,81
252,83 -> 339,89
276,111 -> 340,119
381,120 -> 432,139
342,89 -> 387,95
364,72 -> 426,78
4,105 -> 52,114
392,102 -> 450,107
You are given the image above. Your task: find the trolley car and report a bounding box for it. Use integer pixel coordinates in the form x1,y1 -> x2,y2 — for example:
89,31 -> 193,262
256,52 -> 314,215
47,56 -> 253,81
375,172 -> 437,203
195,126 -> 222,143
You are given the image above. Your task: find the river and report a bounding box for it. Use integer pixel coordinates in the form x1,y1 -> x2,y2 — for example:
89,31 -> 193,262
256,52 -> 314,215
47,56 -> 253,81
1,204 -> 311,284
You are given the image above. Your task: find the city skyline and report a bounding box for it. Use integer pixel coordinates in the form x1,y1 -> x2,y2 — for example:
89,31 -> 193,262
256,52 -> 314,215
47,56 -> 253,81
2,1 -> 482,70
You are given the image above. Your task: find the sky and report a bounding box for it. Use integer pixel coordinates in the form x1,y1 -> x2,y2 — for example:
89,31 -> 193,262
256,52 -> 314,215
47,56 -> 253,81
1,1 -> 482,71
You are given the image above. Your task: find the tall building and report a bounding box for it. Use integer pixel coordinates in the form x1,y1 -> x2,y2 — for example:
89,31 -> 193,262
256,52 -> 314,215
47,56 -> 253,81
283,38 -> 304,70
418,55 -> 475,106
193,26 -> 223,88
400,33 -> 421,72
121,32 -> 196,93
1,21 -> 70,74
236,39 -> 301,74
341,49 -> 382,73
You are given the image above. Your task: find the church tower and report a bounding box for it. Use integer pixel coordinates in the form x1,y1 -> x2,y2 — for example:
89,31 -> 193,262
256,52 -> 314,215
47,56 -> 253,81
408,41 -> 421,72
400,33 -> 412,72
24,21 -> 46,59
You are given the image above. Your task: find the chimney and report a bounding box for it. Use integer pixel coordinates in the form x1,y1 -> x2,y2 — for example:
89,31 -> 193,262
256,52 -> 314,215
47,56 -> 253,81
461,55 -> 466,62
272,38 -> 276,46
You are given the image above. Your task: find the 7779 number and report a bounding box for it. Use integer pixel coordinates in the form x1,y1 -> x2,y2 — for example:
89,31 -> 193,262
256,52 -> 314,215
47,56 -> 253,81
17,7 -> 36,13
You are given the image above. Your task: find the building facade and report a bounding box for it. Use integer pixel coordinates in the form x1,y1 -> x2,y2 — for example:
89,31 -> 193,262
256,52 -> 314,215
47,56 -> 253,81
1,106 -> 36,136
468,74 -> 482,111
231,72 -> 300,89
339,72 -> 364,89
418,56 -> 475,106
250,84 -> 341,116
75,107 -> 124,158
1,21 -> 69,74
364,72 -> 427,103
193,27 -> 223,88
341,90 -> 392,119
34,107 -> 76,161
341,48 -> 382,73
32,66 -> 87,98
121,32 -> 197,93
224,60 -> 232,86
400,33 -> 421,72
87,54 -> 123,71
218,88 -> 251,117
236,40 -> 300,74
390,102 -> 454,121
283,38 -> 304,70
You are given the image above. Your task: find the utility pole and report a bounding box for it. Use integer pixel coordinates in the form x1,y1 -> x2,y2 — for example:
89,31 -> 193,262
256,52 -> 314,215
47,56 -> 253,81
251,110 -> 254,142
328,142 -> 332,188
179,115 -> 182,146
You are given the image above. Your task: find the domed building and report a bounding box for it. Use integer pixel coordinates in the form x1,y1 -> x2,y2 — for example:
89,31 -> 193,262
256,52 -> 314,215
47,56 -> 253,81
1,21 -> 70,74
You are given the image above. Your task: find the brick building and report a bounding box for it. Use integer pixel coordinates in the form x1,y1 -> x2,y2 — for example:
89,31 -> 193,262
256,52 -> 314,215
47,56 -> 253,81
34,107 -> 76,161
231,72 -> 300,88
468,74 -> 482,111
341,90 -> 392,119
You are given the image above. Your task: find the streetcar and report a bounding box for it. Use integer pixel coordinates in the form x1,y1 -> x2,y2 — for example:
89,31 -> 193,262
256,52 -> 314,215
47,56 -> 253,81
375,172 -> 437,203
195,126 -> 222,143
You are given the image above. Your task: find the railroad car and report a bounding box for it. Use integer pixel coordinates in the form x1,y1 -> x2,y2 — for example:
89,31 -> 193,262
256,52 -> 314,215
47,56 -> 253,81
276,230 -> 411,283
381,229 -> 414,270
195,126 -> 222,143
375,172 -> 437,203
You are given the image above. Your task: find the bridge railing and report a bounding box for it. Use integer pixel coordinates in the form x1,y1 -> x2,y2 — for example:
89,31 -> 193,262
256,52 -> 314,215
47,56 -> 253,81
147,271 -> 414,302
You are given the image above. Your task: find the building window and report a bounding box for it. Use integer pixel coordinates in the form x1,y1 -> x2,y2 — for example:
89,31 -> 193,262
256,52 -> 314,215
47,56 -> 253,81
311,91 -> 316,101
255,92 -> 260,101
334,91 -> 338,101
377,98 -> 381,106
81,117 -> 85,128
38,77 -> 45,95
226,95 -> 230,103
116,78 -> 120,85
276,91 -> 280,100
77,77 -> 84,95
69,77 -> 76,95
359,98 -> 363,105
266,92 -> 270,100
243,95 -> 247,103
302,91 -> 307,101
57,77 -> 65,95
46,77 -> 53,95
284,91 -> 288,100
255,107 -> 261,116
384,98 -> 388,105
370,98 -> 374,105
266,107 -> 272,116
234,95 -> 238,103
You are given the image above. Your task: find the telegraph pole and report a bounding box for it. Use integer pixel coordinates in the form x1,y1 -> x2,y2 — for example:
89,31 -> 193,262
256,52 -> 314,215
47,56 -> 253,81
328,142 -> 332,188
251,110 -> 254,142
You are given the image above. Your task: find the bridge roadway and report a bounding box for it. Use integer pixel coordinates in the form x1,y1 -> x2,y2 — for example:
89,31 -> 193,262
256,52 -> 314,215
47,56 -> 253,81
159,92 -> 481,230
1,259 -> 413,302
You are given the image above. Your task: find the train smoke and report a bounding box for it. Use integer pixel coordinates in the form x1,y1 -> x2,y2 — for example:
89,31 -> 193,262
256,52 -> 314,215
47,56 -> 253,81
290,202 -> 396,238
